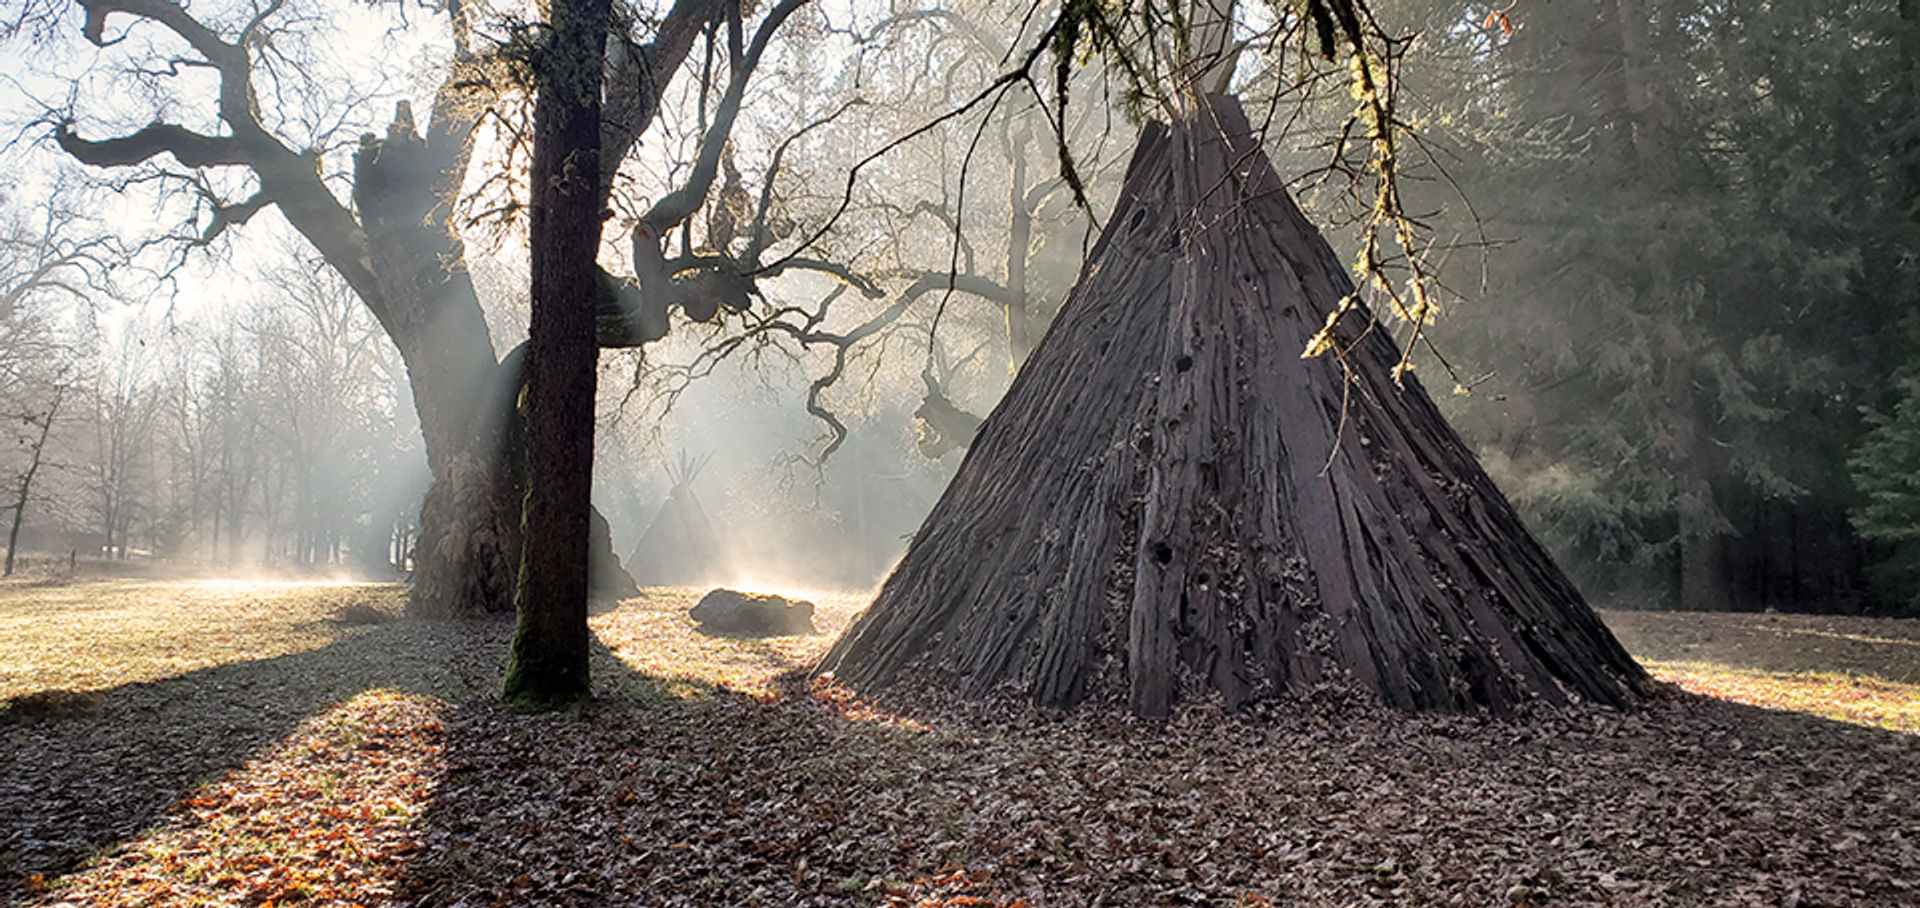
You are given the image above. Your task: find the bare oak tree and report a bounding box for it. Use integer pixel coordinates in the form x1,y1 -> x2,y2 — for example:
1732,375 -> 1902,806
50,0 -> 792,616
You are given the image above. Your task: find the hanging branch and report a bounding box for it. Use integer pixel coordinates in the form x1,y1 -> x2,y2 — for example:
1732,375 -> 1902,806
1288,0 -> 1456,387
635,0 -> 809,239
1016,1 -> 1446,386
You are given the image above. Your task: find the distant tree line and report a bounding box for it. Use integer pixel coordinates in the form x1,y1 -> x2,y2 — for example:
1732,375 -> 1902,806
1366,0 -> 1920,614
0,205 -> 424,575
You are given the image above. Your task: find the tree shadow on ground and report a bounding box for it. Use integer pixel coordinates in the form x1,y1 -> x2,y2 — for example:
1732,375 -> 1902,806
0,614 -> 511,893
0,587 -> 786,900
397,640 -> 957,907
396,647 -> 1920,908
11,605 -> 1918,907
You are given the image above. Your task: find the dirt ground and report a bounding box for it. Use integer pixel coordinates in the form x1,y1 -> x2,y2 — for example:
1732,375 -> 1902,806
1601,608 -> 1920,682
1601,608 -> 1920,733
2,580 -> 1916,906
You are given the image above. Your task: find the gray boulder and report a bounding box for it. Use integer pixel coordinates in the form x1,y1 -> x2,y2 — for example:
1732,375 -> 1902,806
689,588 -> 817,636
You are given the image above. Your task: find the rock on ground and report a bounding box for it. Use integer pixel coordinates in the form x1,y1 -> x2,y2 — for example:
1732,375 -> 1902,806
688,589 -> 816,636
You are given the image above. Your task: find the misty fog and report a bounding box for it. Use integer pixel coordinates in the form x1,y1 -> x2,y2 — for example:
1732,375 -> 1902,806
4,0 -> 1919,901
0,0 -> 1915,618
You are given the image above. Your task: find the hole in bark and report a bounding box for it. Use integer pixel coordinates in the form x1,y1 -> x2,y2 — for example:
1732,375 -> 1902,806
1151,542 -> 1173,565
1136,434 -> 1154,456
1175,354 -> 1193,373
1196,572 -> 1211,589
1128,208 -> 1147,232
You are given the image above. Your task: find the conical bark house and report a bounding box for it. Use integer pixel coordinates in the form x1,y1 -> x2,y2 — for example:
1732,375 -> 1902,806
626,454 -> 729,587
819,94 -> 1652,716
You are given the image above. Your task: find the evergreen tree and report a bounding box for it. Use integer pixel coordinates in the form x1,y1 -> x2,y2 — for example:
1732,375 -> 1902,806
1850,375 -> 1920,614
1390,0 -> 1920,612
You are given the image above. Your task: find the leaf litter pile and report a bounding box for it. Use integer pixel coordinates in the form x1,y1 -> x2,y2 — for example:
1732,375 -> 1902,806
1,581 -> 1916,906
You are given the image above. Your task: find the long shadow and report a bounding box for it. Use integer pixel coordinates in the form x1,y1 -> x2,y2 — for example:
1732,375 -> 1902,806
395,639 -> 1920,907
12,609 -> 1918,907
0,590 -> 814,902
394,633 -> 950,906
0,613 -> 513,896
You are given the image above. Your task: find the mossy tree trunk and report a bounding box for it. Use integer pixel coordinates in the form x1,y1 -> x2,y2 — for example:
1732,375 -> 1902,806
502,0 -> 614,709
356,128 -> 521,618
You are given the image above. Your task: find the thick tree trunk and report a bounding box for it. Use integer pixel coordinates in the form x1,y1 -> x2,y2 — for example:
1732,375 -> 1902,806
404,357 -> 519,619
502,0 -> 612,708
820,95 -> 1652,716
350,66 -> 644,622
354,112 -> 521,619
57,0 -> 712,618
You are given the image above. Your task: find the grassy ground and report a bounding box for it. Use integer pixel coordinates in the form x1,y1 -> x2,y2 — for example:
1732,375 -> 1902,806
1,580 -> 1915,906
1601,608 -> 1920,734
0,579 -> 408,701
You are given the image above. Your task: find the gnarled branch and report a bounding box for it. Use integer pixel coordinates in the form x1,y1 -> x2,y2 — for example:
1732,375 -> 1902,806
197,188 -> 275,246
56,121 -> 252,169
637,0 -> 807,235
77,0 -> 270,148
600,0 -> 718,201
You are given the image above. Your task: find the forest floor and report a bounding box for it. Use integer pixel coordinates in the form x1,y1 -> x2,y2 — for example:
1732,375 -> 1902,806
1,579 -> 1916,907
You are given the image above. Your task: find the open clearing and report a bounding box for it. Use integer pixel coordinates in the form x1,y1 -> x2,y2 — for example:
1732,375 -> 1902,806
2,580 -> 1916,906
